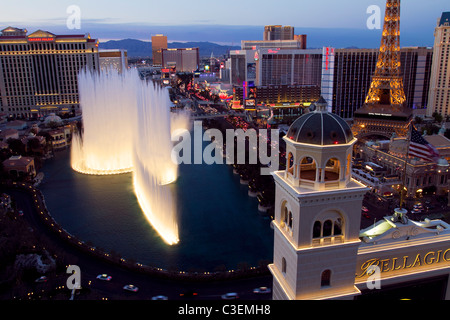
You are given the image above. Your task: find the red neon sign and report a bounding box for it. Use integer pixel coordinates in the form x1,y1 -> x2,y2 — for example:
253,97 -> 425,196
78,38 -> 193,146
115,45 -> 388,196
28,38 -> 54,42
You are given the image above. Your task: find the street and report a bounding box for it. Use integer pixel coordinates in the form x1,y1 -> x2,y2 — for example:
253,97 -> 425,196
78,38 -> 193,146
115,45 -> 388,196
1,188 -> 272,301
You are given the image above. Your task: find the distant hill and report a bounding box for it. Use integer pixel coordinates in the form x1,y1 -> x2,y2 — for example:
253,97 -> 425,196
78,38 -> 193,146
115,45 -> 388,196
99,39 -> 240,58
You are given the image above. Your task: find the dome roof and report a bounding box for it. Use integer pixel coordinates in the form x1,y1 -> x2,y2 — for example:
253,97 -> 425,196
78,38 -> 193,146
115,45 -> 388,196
286,97 -> 354,146
44,113 -> 63,125
437,157 -> 449,167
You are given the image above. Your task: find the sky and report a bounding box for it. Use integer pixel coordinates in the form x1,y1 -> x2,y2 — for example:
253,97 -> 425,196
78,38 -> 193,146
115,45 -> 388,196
1,0 -> 449,48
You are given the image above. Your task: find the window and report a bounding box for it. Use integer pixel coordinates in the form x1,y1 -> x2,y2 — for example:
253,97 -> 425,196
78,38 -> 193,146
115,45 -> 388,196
287,152 -> 294,175
313,221 -> 322,238
323,220 -> 333,237
282,258 -> 287,274
312,211 -> 345,245
321,270 -> 331,287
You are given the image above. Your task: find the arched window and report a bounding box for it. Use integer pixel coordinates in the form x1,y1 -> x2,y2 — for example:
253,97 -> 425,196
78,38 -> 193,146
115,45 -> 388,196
313,221 -> 321,238
323,220 -> 333,237
324,157 -> 340,181
346,154 -> 352,177
282,206 -> 288,224
287,152 -> 294,175
300,157 -> 316,181
282,258 -> 287,274
288,211 -> 293,229
312,211 -> 345,246
321,270 -> 331,287
334,218 -> 342,236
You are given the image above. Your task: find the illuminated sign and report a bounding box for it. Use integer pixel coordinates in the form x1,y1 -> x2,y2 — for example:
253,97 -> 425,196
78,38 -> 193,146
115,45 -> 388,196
356,248 -> 450,279
245,99 -> 256,107
28,38 -> 54,42
369,113 -> 393,117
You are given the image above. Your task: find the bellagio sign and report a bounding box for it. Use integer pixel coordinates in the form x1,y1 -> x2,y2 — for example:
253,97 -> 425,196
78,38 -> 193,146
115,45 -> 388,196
356,248 -> 450,279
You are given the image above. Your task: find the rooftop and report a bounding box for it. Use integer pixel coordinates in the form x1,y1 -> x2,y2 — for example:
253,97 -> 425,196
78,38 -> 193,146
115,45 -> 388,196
439,12 -> 450,27
286,97 -> 354,146
360,208 -> 450,246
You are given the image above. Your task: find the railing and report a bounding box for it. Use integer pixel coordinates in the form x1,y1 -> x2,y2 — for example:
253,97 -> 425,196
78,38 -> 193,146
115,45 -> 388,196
312,235 -> 344,247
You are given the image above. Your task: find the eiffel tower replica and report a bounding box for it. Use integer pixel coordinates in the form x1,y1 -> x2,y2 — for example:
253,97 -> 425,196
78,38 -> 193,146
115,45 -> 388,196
352,0 -> 412,141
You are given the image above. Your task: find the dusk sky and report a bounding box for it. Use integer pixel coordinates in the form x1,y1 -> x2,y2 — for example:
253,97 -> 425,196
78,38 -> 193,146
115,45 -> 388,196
1,0 -> 449,47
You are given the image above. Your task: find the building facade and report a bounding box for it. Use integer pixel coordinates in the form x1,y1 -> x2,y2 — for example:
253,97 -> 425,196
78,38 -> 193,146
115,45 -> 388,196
161,48 -> 199,73
99,49 -> 128,73
427,12 -> 450,118
242,39 -> 306,51
151,34 -> 167,66
270,98 -> 450,300
263,25 -> 294,41
326,47 -> 432,120
0,27 -> 99,119
353,136 -> 450,199
229,48 -> 322,87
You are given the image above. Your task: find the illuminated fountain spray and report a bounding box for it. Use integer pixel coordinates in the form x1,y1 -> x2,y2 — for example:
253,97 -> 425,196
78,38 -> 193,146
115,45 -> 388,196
71,69 -> 136,175
71,69 -> 190,245
133,83 -> 180,245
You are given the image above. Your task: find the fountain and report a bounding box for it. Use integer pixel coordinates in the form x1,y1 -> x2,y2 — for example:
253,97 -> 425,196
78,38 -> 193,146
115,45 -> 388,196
71,69 -> 189,245
133,83 -> 181,245
71,69 -> 136,175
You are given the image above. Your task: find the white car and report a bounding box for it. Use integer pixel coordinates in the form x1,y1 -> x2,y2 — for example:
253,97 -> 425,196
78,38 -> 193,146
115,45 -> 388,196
253,287 -> 271,294
123,284 -> 139,292
96,274 -> 112,281
221,293 -> 239,300
35,276 -> 48,283
152,295 -> 168,300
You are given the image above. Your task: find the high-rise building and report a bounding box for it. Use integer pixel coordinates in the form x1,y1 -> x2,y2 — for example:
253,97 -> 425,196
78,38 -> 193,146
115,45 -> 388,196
241,39 -> 306,51
0,28 -> 99,119
99,49 -> 128,73
151,34 -> 167,66
229,48 -> 322,87
264,25 -> 294,41
325,47 -> 432,119
427,12 -> 450,118
161,48 -> 199,73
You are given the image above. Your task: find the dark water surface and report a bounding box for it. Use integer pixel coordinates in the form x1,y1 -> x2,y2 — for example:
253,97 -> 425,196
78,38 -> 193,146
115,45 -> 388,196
39,148 -> 273,272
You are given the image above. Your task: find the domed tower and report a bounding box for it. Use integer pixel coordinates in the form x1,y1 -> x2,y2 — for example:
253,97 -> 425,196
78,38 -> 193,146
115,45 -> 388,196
269,97 -> 369,300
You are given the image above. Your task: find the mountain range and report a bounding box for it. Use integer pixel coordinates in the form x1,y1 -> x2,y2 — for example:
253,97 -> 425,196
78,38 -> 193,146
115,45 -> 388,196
99,39 -> 240,58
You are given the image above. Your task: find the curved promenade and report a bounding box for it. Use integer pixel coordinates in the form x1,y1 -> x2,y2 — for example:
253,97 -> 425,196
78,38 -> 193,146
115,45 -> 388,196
2,180 -> 271,283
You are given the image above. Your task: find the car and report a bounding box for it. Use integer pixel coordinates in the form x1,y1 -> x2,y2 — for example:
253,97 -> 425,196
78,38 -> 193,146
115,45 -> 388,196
253,287 -> 271,294
35,276 -> 48,283
362,212 -> 370,219
123,284 -> 139,292
221,293 -> 239,300
18,210 -> 24,216
96,274 -> 112,281
152,295 -> 168,300
361,206 -> 369,213
179,291 -> 198,298
412,208 -> 422,213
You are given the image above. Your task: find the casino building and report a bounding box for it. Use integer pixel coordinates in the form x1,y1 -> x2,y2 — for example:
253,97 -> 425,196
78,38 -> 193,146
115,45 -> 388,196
0,27 -> 100,119
269,97 -> 450,300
